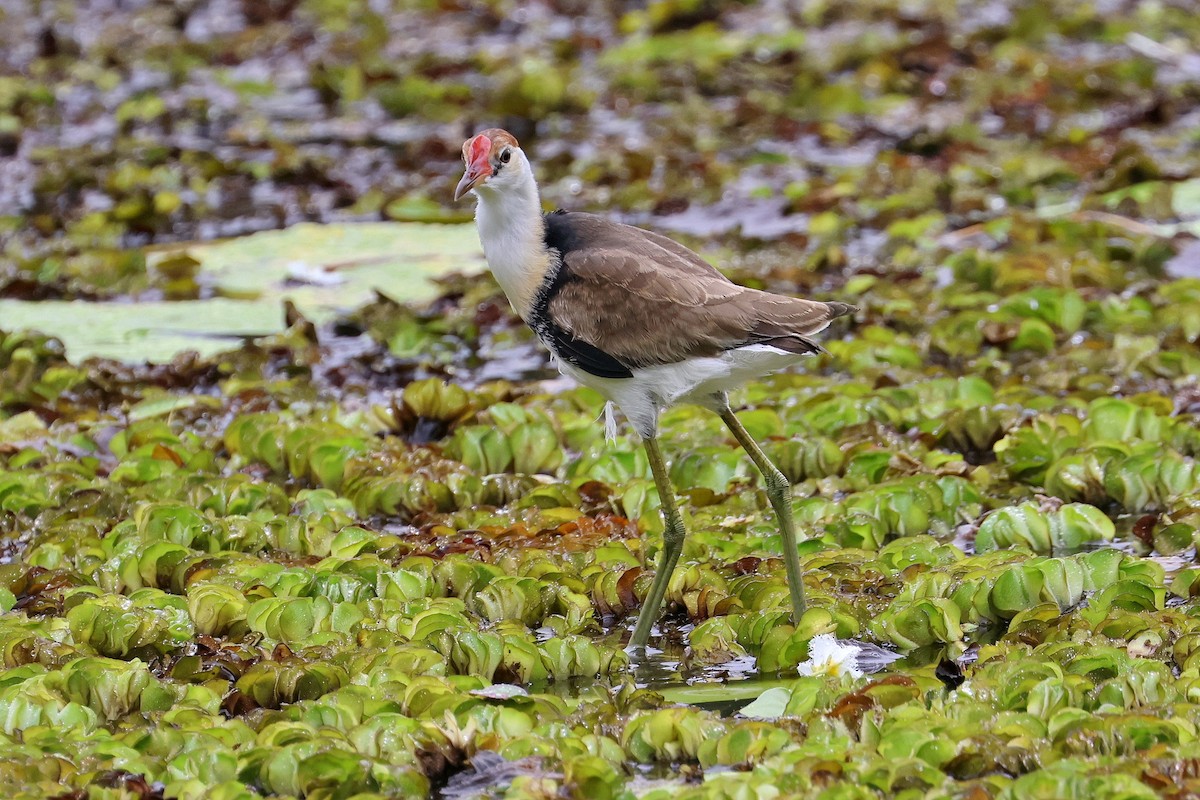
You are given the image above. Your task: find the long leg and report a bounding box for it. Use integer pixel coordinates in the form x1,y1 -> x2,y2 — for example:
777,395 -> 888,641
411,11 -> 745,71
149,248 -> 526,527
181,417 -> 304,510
717,402 -> 808,623
629,433 -> 688,648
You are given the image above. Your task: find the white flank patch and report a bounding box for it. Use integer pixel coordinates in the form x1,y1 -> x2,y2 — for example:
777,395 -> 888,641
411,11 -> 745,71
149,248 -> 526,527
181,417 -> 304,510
556,344 -> 810,439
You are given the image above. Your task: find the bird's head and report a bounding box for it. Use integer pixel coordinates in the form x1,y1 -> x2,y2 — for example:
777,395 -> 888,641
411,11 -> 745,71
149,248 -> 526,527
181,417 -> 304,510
454,128 -> 525,201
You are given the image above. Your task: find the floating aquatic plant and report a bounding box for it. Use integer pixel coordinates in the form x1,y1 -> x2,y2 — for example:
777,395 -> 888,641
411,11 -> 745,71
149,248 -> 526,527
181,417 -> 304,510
975,501 -> 1115,554
2,2 -> 1200,798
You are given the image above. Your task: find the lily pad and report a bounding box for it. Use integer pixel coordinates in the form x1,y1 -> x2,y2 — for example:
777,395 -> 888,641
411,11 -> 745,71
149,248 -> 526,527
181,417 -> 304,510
179,222 -> 483,311
0,223 -> 483,363
0,298 -> 282,362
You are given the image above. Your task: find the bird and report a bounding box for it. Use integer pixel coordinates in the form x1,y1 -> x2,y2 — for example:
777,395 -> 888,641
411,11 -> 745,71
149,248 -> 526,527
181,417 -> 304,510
454,128 -> 855,649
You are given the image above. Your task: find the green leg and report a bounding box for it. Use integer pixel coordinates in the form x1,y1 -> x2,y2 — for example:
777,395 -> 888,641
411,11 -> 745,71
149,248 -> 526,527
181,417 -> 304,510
718,403 -> 808,623
629,433 -> 688,649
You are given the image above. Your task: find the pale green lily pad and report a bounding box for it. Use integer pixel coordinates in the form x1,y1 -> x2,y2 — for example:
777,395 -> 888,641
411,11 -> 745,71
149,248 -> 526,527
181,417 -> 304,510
0,298 -> 282,362
180,221 -> 483,311
0,223 -> 483,363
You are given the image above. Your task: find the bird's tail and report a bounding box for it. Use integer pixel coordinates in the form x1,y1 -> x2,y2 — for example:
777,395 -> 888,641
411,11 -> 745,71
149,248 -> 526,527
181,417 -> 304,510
823,301 -> 858,320
745,297 -> 858,353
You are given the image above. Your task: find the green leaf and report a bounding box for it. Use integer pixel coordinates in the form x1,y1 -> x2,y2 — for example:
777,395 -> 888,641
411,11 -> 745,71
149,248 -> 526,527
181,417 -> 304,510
739,687 -> 791,720
1,223 -> 482,362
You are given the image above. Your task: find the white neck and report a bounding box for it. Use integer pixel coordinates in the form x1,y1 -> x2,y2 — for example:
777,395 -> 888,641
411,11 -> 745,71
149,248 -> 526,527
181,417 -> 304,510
473,155 -> 548,320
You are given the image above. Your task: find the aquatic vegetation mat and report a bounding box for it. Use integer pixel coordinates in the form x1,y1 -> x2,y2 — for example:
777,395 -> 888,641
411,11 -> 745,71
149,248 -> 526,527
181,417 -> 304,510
4,0 -> 1200,799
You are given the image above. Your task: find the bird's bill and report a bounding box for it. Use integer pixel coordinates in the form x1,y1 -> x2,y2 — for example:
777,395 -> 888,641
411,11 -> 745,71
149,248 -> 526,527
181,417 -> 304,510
454,166 -> 489,200
454,134 -> 493,200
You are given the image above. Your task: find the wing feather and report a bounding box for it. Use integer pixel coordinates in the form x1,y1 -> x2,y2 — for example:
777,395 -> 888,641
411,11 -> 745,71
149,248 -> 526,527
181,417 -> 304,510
543,215 -> 854,370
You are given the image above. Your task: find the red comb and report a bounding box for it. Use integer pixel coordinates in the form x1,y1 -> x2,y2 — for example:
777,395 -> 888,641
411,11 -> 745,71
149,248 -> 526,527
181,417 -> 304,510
468,135 -> 491,164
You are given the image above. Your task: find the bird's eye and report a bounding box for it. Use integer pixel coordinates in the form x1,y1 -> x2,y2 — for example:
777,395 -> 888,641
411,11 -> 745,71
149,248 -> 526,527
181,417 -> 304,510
499,149 -> 511,164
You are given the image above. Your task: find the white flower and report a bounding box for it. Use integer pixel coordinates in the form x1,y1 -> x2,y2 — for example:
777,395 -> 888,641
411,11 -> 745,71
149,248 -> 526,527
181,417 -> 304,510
796,634 -> 864,678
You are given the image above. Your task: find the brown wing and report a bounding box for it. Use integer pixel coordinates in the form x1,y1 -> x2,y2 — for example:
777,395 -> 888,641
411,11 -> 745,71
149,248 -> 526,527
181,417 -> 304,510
545,216 -> 853,369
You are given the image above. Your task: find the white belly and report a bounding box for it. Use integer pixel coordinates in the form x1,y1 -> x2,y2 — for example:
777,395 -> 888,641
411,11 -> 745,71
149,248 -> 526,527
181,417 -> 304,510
556,345 -> 806,439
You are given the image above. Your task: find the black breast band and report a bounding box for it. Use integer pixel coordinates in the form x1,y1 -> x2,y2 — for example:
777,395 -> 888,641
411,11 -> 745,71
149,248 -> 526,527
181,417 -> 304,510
529,212 -> 634,380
